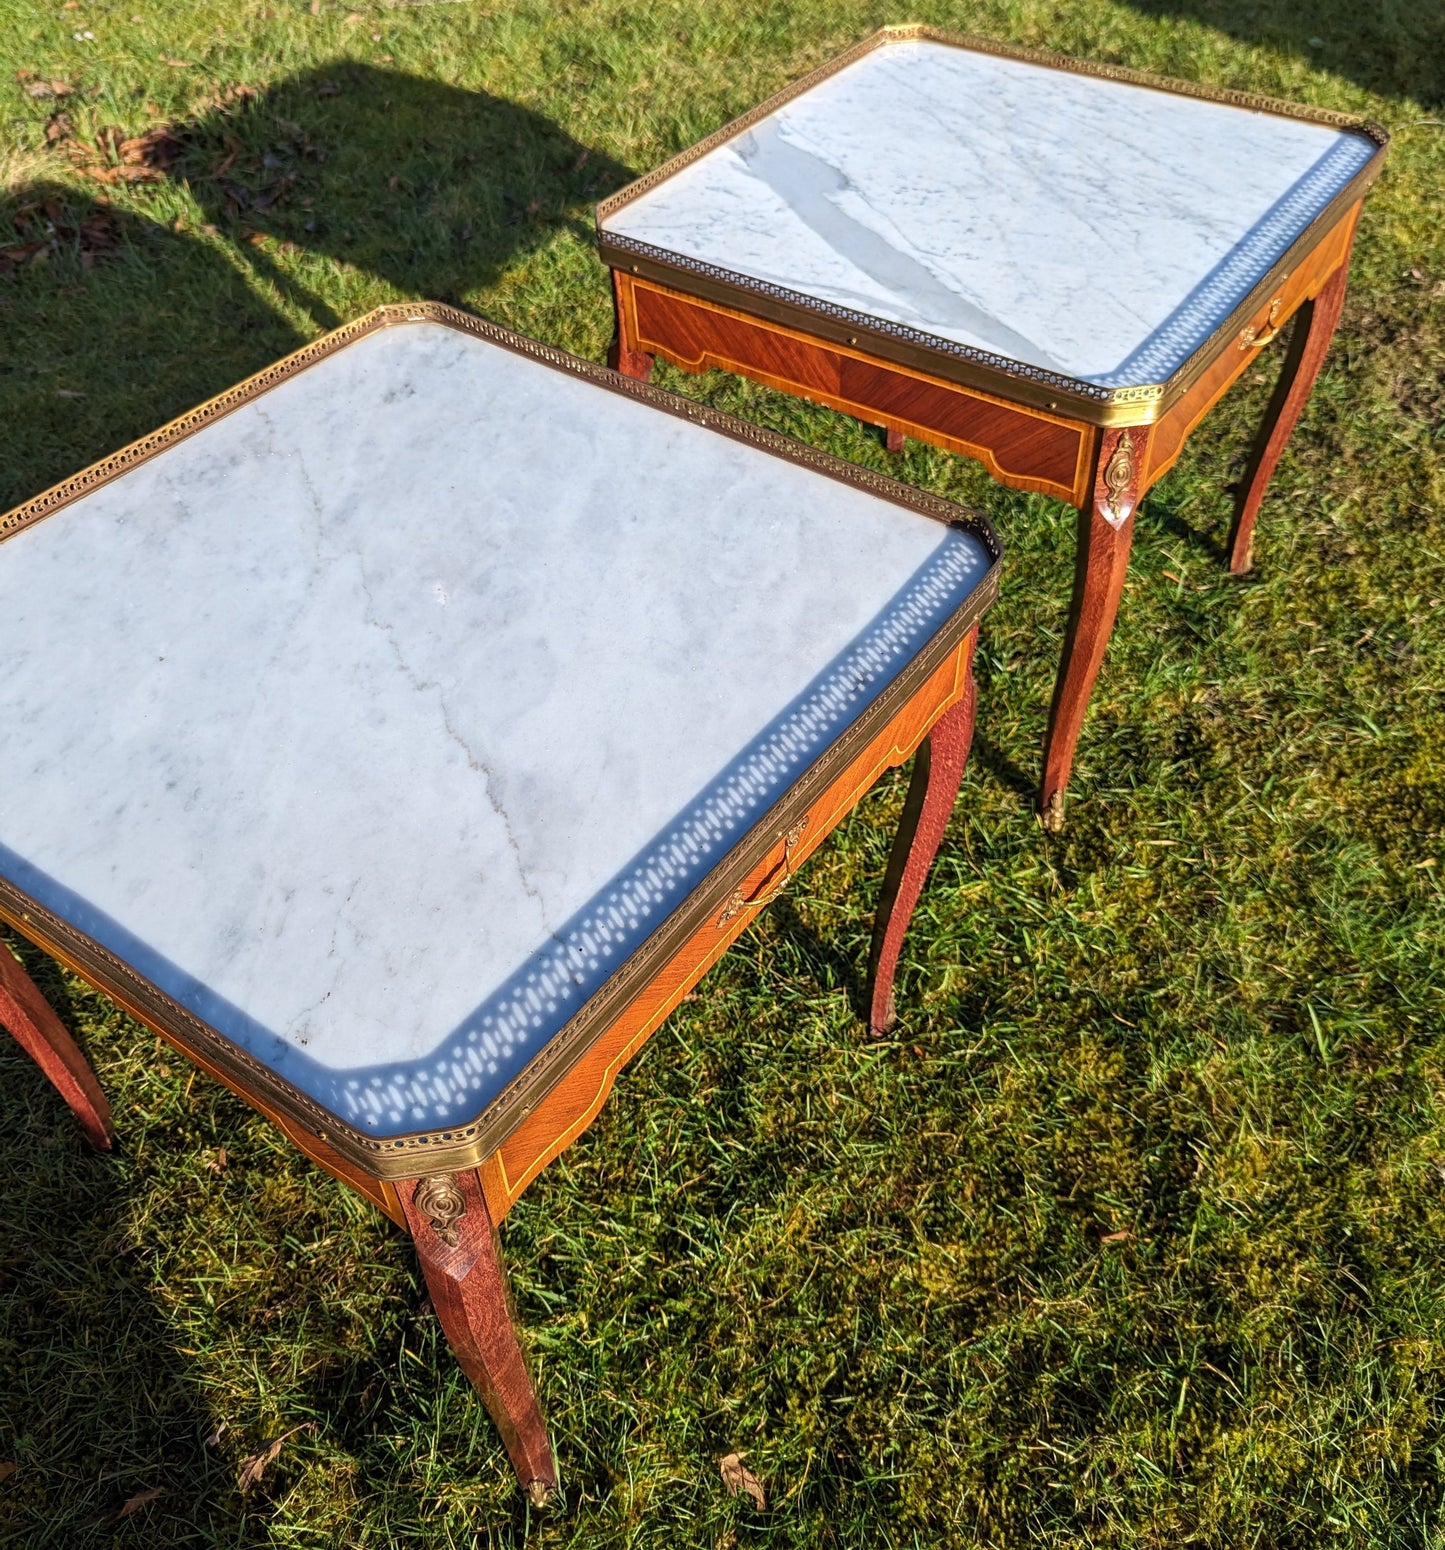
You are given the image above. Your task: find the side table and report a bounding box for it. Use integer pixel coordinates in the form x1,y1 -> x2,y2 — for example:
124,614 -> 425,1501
596,25 -> 1388,827
0,304 -> 999,1499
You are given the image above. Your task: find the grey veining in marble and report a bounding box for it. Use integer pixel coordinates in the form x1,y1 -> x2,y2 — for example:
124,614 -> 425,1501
0,320 -> 991,1135
602,39 -> 1376,387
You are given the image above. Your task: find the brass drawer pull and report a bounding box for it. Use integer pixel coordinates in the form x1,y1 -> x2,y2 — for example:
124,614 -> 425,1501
716,818 -> 809,926
1239,288 -> 1288,350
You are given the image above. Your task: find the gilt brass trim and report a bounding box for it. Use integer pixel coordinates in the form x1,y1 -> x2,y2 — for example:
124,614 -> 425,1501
715,817 -> 809,927
595,24 -> 1388,428
0,302 -> 1001,1183
413,1175 -> 467,1247
1102,431 -> 1137,526
1239,291 -> 1288,350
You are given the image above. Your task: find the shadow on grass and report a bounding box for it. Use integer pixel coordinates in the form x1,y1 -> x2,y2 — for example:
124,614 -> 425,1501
1117,0 -> 1444,106
0,67 -> 636,1541
0,927 -> 548,1542
0,931 -> 243,1544
1,64 -> 633,512
173,63 -> 633,312
0,181 -> 304,512
769,894 -> 870,1026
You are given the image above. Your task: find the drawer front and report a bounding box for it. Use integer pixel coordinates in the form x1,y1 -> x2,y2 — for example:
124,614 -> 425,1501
625,275 -> 1091,505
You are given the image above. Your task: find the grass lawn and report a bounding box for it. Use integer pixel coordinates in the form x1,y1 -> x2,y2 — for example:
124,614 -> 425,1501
2,0 -> 1443,1544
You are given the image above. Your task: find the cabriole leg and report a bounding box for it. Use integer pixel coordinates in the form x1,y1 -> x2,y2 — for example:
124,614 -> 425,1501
866,633 -> 978,1035
1038,424 -> 1149,830
606,270 -> 654,382
0,940 -> 114,1150
401,1170 -> 558,1504
1228,261 -> 1350,575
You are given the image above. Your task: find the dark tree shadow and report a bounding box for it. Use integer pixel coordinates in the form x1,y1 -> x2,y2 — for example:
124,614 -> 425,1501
1,66 -> 634,514
173,62 -> 635,318
1118,0 -> 1443,107
0,181 -> 303,512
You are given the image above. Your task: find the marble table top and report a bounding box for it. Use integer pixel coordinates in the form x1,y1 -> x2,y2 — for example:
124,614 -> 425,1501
0,316 -> 992,1140
600,36 -> 1378,390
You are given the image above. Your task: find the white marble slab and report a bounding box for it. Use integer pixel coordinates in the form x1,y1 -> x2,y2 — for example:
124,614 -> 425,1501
0,319 -> 990,1135
602,38 -> 1375,387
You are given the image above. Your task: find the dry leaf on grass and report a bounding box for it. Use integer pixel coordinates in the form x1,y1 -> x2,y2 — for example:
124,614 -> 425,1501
44,116 -> 182,185
193,83 -> 258,114
116,1487 -> 163,1519
0,1461 -> 15,1482
2,197 -> 122,270
237,1423 -> 314,1493
718,1451 -> 766,1509
1100,1228 -> 1133,1245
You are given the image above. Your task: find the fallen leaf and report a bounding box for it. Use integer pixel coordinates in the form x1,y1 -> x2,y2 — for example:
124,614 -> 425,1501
55,389 -> 86,398
718,1452 -> 766,1510
0,1461 -> 15,1482
207,1146 -> 229,1173
117,1487 -> 163,1519
315,80 -> 341,97
118,125 -> 182,168
237,1424 -> 312,1493
193,83 -> 258,113
27,79 -> 76,98
204,1420 -> 228,1448
3,197 -> 122,270
1100,1228 -> 1133,1245
572,148 -> 589,171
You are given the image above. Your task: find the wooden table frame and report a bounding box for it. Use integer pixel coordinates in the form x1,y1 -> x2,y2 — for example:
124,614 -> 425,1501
597,25 -> 1389,830
0,303 -> 999,1503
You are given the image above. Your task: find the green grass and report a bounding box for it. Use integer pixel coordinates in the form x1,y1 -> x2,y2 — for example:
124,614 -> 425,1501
1,0 -> 1443,1544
